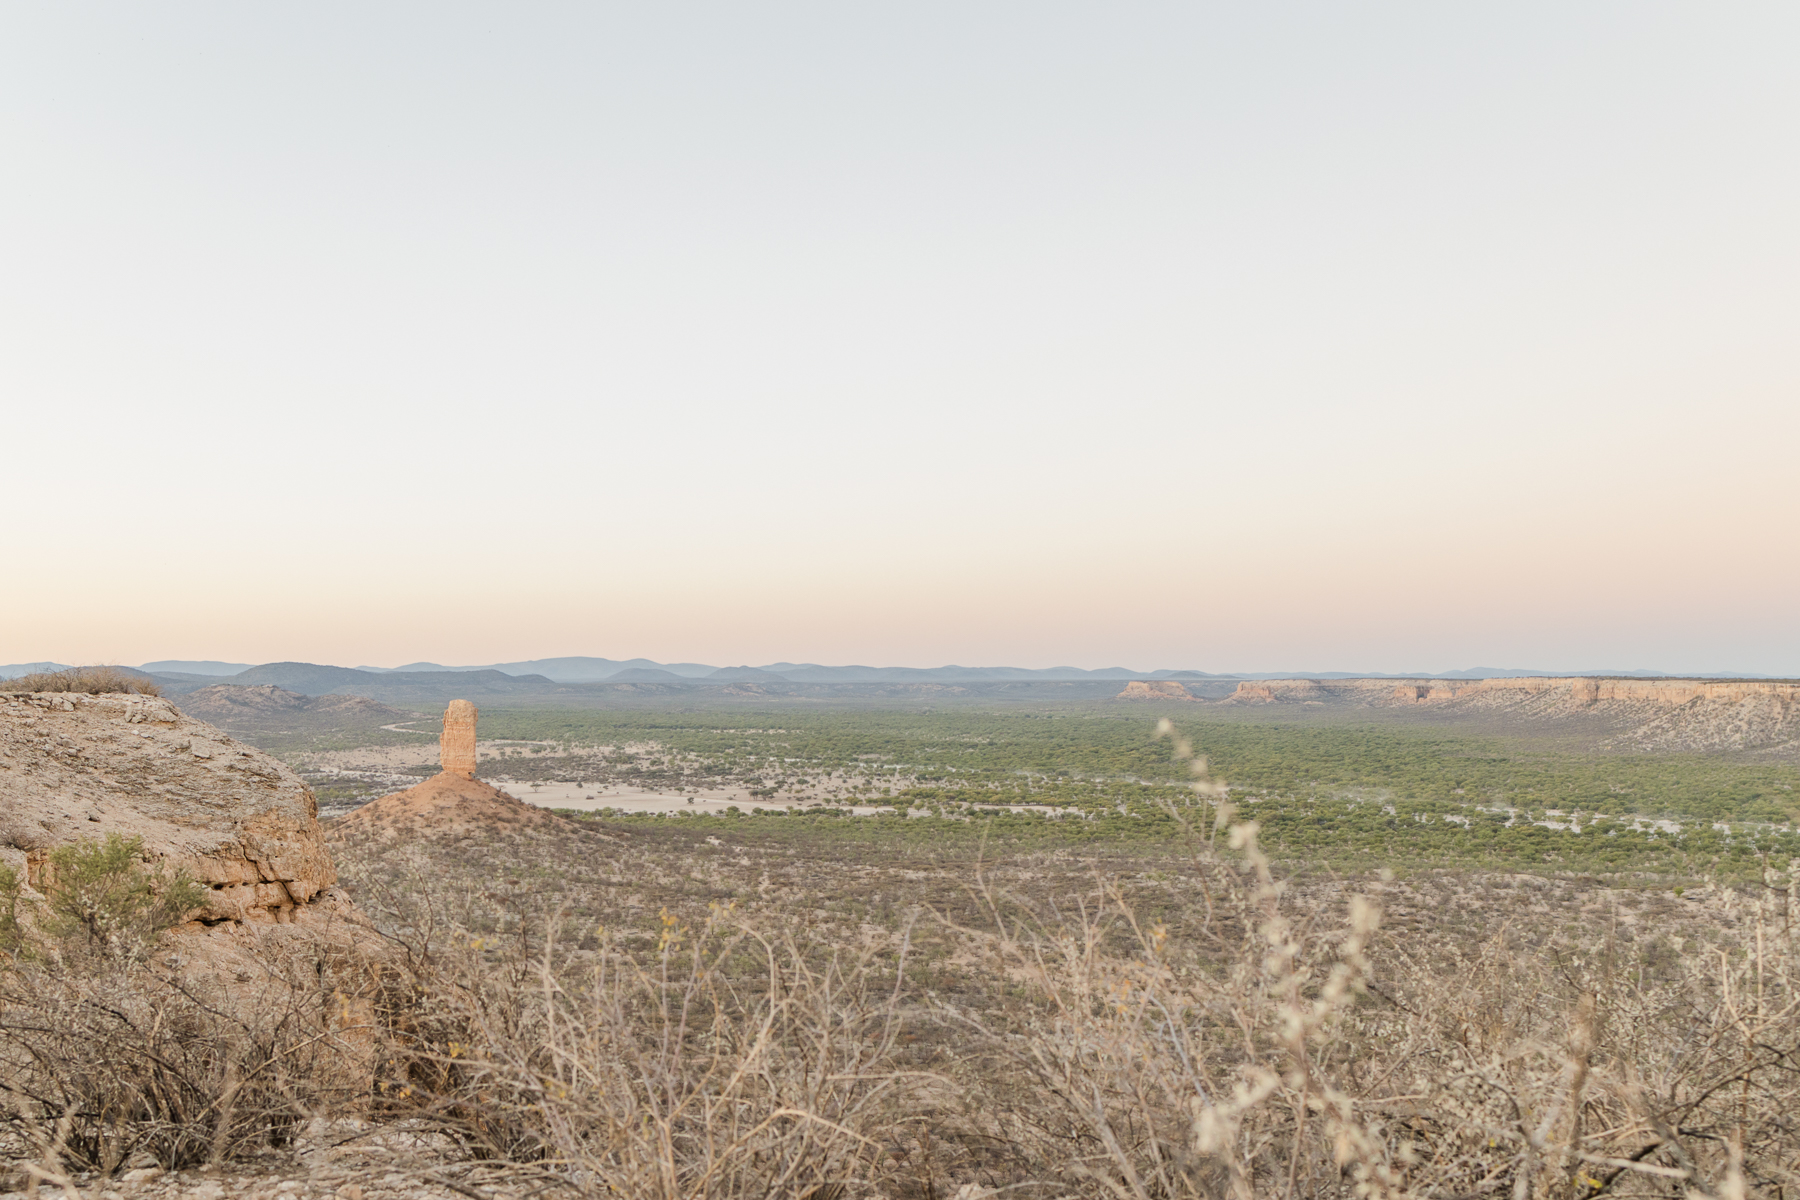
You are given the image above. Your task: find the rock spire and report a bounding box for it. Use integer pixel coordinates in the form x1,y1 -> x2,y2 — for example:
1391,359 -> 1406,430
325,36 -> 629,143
441,699 -> 478,778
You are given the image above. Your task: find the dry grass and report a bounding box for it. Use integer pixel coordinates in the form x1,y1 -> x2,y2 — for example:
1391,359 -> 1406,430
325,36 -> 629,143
305,733 -> 1799,1197
364,877 -> 918,1198
923,827 -> 1796,1199
4,734 -> 1798,1197
0,950 -> 369,1184
0,846 -> 376,1187
0,666 -> 161,696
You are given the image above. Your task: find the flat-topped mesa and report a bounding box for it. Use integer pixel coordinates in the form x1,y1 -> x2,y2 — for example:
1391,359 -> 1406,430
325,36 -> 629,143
441,699 -> 478,778
1116,680 -> 1196,701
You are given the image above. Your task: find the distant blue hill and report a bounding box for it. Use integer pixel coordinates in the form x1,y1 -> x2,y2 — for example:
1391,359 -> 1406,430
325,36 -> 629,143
354,656 -> 719,680
1225,668 -> 1778,680
140,660 -> 254,676
0,662 -> 73,680
346,658 -> 1242,683
755,663 -> 1207,683
142,662 -> 567,701
65,656 -> 1782,691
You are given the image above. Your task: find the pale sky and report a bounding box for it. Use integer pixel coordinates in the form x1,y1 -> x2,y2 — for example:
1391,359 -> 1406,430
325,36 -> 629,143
4,3 -> 1796,675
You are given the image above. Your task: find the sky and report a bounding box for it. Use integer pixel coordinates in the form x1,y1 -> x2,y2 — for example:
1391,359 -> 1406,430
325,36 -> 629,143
3,3 -> 1796,676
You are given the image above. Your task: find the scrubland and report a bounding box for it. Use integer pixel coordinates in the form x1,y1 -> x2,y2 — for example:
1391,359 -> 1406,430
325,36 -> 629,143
296,706 -> 1800,882
5,709 -> 1799,1198
307,731 -> 1800,1199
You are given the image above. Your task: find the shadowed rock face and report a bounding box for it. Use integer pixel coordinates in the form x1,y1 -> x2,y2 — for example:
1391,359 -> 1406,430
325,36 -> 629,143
0,690 -> 335,924
440,698 -> 477,778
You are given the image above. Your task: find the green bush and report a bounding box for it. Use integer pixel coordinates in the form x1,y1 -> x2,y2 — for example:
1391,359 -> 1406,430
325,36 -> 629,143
0,865 -> 22,957
40,834 -> 207,961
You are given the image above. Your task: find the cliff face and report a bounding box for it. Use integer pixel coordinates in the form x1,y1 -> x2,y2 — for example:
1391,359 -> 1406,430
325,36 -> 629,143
0,690 -> 337,925
1230,677 -> 1800,707
1116,680 -> 1196,701
1224,676 -> 1800,756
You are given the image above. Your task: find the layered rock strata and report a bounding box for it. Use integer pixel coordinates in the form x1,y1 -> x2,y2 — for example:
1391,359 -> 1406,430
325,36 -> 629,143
1229,677 -> 1800,707
2,688 -> 383,1099
1223,676 -> 1800,756
1,690 -> 336,925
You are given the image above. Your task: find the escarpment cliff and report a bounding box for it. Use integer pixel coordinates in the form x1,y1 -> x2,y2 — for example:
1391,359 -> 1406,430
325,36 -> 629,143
1224,676 -> 1800,757
1227,676 -> 1800,707
1116,680 -> 1196,701
1,690 -> 339,925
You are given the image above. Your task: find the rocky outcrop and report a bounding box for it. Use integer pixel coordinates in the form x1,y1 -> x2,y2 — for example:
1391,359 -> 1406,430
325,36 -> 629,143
332,698 -> 570,839
2,688 -> 386,1108
328,770 -> 569,840
440,698 -> 478,778
1,690 -> 338,925
1116,680 -> 1196,701
1232,681 -> 1324,703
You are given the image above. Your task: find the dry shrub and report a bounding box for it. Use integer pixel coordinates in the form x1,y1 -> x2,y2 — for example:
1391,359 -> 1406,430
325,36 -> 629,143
360,854 -> 918,1199
0,665 -> 161,696
925,724 -> 1798,1199
328,756 -> 1800,1199
0,844 -> 373,1184
0,955 -> 366,1180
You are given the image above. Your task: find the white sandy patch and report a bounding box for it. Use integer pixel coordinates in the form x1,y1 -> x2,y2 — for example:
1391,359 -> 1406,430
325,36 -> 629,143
496,779 -> 899,816
498,780 -> 1071,820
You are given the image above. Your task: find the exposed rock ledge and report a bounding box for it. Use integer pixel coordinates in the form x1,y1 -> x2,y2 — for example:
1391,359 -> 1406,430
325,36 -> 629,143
1223,676 -> 1800,756
1228,677 -> 1800,707
0,690 -> 336,925
1115,680 -> 1196,701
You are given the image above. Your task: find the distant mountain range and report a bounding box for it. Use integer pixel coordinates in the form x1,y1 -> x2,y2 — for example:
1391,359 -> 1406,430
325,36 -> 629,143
0,658 -> 1784,686
327,658 -> 1783,684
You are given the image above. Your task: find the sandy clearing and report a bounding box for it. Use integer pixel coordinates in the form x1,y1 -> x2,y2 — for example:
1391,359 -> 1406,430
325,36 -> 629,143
494,779 -> 1070,820
494,778 -> 900,815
